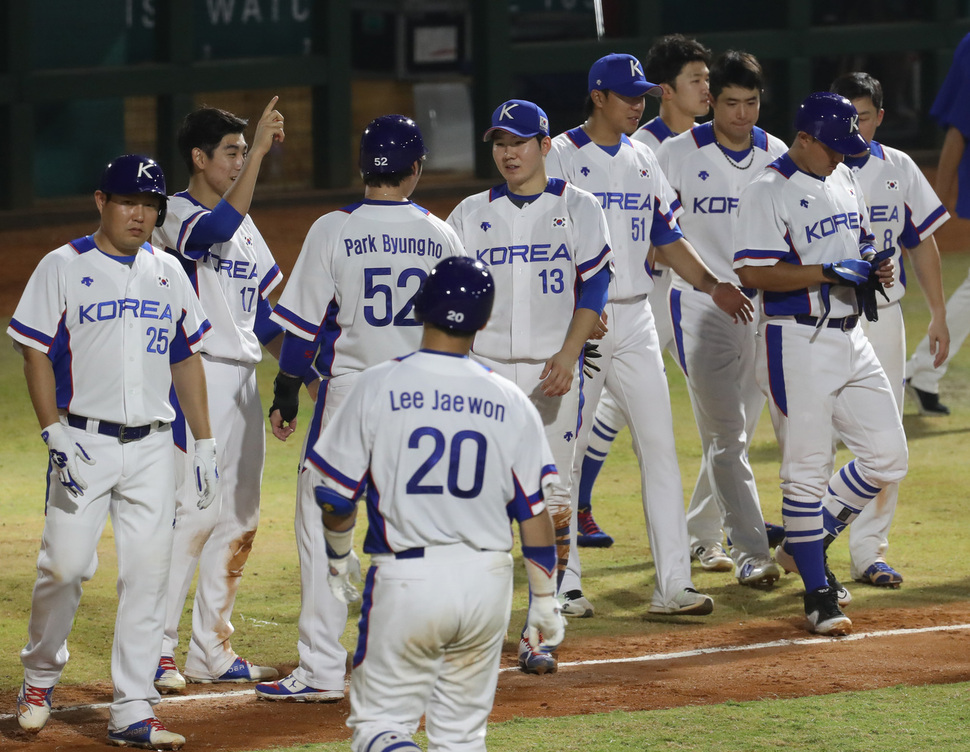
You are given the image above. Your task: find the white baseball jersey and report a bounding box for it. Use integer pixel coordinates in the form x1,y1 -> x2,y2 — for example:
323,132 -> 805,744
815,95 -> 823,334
845,141 -> 949,305
657,123 -> 788,287
308,350 -> 556,554
155,194 -> 282,364
734,154 -> 873,320
8,237 -> 210,424
446,179 -> 613,361
546,129 -> 683,301
270,200 -> 466,375
631,115 -> 677,152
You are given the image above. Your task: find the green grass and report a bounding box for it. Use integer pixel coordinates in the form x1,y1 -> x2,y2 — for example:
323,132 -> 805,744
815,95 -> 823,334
2,253 -> 970,749
252,682 -> 970,752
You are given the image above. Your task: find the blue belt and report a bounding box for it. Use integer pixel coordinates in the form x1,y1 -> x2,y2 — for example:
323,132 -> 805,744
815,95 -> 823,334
67,413 -> 159,443
793,314 -> 858,331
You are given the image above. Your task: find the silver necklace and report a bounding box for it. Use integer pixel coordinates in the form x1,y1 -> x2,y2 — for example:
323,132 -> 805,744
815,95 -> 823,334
714,129 -> 755,170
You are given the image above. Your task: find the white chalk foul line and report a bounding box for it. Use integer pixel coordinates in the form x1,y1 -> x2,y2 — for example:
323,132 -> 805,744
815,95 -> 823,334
4,622 -> 969,721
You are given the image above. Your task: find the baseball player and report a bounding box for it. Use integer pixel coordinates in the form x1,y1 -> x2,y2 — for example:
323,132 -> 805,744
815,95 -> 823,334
545,53 -> 753,619
254,115 -> 466,702
309,257 -> 565,752
154,100 -> 286,690
827,72 -> 949,587
656,50 -> 788,586
578,34 -> 713,549
905,31 -> 970,415
10,155 -> 216,749
446,99 -> 613,672
734,92 -> 908,635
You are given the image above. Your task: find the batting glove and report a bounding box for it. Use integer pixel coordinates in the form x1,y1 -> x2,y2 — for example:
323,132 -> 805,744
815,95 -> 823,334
526,594 -> 565,653
270,372 -> 302,421
822,258 -> 872,286
42,423 -> 95,498
582,342 -> 602,379
328,550 -> 362,604
193,438 -> 220,510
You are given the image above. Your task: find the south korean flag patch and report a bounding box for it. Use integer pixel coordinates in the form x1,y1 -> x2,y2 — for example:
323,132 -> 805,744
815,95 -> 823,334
157,275 -> 171,288
886,179 -> 899,191
552,217 -> 567,228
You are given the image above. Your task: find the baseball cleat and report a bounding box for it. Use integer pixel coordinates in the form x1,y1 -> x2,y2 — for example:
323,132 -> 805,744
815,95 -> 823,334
560,589 -> 595,618
107,717 -> 185,750
576,510 -> 614,547
648,587 -> 714,615
16,681 -> 54,733
907,381 -> 950,416
255,673 -> 344,702
737,556 -> 783,587
154,656 -> 186,693
775,541 -> 852,606
185,656 -> 279,684
518,637 -> 557,675
691,542 -> 733,572
804,586 -> 852,636
857,561 -> 903,588
764,521 -> 786,548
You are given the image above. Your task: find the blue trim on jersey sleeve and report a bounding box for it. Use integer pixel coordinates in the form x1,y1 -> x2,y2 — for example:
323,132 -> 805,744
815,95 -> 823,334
253,297 -> 284,346
576,244 -> 612,278
305,452 -> 362,495
271,303 -> 319,338
576,264 -> 610,312
178,198 -> 245,254
258,264 -> 282,296
691,122 -> 716,148
507,472 -> 544,522
734,248 -> 789,265
649,198 -> 684,246
912,204 -> 948,241
541,463 -> 558,484
7,318 -> 53,349
642,116 -> 675,143
278,330 -> 316,377
765,324 -> 788,417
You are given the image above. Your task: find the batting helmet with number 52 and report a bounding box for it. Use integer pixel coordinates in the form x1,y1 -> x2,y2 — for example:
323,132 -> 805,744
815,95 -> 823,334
359,115 -> 428,176
414,257 -> 495,333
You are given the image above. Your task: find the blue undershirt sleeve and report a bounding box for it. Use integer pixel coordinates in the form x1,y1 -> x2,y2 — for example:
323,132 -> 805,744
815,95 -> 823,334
278,330 -> 316,378
576,264 -> 610,313
253,297 -> 285,346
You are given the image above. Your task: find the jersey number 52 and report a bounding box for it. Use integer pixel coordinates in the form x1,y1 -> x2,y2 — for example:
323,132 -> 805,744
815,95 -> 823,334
364,266 -> 428,327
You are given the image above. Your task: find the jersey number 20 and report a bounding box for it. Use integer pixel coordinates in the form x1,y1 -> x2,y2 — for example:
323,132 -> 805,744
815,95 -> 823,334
406,426 -> 486,499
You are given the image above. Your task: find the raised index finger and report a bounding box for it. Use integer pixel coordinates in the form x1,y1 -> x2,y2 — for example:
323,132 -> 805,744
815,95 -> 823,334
262,96 -> 280,118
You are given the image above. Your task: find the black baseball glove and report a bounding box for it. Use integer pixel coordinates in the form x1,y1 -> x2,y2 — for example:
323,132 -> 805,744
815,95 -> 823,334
582,342 -> 602,379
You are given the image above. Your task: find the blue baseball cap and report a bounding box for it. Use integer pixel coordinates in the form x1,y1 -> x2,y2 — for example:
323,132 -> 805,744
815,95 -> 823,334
482,99 -> 550,141
588,53 -> 663,98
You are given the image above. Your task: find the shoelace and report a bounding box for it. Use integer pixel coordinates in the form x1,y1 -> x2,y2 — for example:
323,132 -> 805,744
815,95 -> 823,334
22,685 -> 51,706
144,718 -> 166,732
158,656 -> 179,672
579,512 -> 604,535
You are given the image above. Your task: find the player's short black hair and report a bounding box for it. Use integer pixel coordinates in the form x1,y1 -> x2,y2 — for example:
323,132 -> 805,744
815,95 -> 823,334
709,50 -> 764,100
177,107 -> 249,173
830,72 -> 884,111
643,34 -> 711,87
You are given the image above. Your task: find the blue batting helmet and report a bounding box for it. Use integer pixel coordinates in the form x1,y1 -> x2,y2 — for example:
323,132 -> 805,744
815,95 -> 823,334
413,257 -> 495,333
359,115 -> 428,176
793,92 -> 868,156
99,154 -> 168,226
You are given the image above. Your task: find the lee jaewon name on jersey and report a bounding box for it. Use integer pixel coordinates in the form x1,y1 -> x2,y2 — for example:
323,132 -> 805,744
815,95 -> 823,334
390,389 -> 506,421
344,234 -> 444,257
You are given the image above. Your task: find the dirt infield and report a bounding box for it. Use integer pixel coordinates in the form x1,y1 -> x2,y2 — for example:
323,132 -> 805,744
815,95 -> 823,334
2,187 -> 970,751
2,603 -> 969,751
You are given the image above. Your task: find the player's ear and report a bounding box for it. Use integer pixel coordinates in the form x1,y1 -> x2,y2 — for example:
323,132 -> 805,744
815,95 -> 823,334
539,136 -> 552,156
94,190 -> 108,214
590,89 -> 607,109
876,109 -> 885,128
660,82 -> 675,102
191,147 -> 206,172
